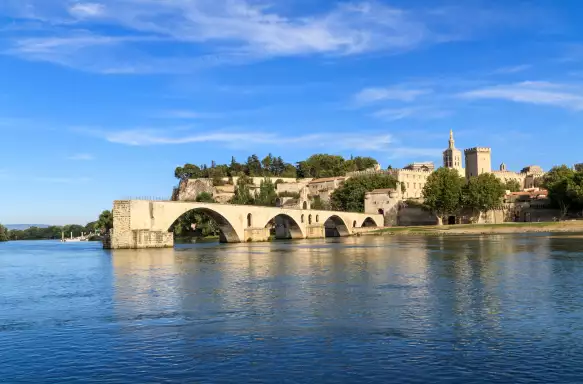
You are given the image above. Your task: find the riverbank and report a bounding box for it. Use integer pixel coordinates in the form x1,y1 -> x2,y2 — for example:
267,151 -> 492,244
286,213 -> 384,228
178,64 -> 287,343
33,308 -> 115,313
365,221 -> 583,236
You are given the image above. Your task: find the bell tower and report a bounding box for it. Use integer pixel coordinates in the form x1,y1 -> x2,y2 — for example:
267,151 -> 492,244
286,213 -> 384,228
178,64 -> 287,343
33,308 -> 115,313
443,130 -> 463,174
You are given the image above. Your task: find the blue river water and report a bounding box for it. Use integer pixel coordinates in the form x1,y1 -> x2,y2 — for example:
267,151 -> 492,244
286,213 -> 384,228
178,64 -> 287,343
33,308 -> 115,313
1,234 -> 583,383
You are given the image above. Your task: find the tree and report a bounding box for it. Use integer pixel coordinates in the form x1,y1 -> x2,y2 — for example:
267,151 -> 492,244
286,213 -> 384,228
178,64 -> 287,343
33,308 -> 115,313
95,210 -> 113,234
174,163 -> 202,180
344,156 -> 378,173
231,176 -> 255,205
261,154 -> 274,176
504,179 -> 522,192
0,224 -> 8,242
543,165 -> 576,218
422,168 -> 465,225
196,192 -> 215,203
311,196 -> 331,210
246,154 -> 262,176
296,154 -> 346,178
330,174 -> 397,212
464,173 -> 506,222
254,178 -> 278,207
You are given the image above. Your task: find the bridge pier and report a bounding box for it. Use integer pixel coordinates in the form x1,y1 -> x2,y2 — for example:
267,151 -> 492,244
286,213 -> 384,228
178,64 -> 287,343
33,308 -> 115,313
244,227 -> 271,242
305,225 -> 326,239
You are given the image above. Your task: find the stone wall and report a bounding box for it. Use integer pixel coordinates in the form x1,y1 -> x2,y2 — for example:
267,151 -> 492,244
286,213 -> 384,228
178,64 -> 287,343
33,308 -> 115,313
397,207 -> 437,226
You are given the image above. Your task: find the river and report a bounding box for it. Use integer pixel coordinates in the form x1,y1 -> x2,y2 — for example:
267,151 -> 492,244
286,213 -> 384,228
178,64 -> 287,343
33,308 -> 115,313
1,234 -> 583,383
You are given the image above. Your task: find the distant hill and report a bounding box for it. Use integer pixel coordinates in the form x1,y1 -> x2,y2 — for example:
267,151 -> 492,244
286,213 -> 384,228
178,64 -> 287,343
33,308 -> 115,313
5,224 -> 50,230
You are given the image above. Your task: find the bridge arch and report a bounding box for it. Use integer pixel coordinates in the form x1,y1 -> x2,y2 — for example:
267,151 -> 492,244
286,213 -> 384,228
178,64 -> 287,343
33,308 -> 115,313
166,206 -> 242,243
264,214 -> 305,240
362,217 -> 379,227
323,214 -> 350,237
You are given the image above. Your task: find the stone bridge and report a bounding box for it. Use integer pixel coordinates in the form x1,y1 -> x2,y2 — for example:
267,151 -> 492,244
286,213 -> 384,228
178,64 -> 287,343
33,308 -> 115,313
107,200 -> 384,249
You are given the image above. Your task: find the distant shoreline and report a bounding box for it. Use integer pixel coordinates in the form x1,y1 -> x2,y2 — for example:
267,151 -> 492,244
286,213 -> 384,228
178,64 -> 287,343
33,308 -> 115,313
365,221 -> 583,237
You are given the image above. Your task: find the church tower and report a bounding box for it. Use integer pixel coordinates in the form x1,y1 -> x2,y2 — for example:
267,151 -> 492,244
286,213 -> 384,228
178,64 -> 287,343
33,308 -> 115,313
443,130 -> 463,174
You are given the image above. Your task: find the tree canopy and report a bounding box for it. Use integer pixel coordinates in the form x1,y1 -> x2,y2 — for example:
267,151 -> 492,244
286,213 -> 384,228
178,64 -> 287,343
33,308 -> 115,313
464,173 -> 506,218
95,210 -> 113,233
254,178 -> 278,207
0,224 -> 8,242
542,165 -> 583,217
175,153 -> 378,181
504,179 -> 522,192
422,168 -> 465,225
330,174 -> 397,212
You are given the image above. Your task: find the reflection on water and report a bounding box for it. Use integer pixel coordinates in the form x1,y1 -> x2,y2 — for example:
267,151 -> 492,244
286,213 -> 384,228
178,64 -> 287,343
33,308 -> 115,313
1,234 -> 583,383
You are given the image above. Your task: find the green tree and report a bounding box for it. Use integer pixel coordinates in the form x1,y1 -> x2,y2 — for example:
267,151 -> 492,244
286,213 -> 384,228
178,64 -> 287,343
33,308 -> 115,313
254,178 -> 278,207
174,163 -> 203,180
296,154 -> 346,178
311,196 -> 331,210
231,176 -> 255,205
0,224 -> 9,242
543,165 -> 576,218
330,174 -> 397,212
422,168 -> 465,225
246,154 -> 262,176
344,156 -> 378,173
196,192 -> 215,203
504,179 -> 522,192
95,210 -> 113,234
464,173 -> 506,222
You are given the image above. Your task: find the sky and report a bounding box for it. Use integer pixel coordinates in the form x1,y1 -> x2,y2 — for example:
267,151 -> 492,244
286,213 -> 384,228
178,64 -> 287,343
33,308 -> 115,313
2,0 -> 583,225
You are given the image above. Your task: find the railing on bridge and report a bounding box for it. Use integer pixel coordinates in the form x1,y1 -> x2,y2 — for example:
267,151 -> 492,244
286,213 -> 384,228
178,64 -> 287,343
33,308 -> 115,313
119,196 -> 170,201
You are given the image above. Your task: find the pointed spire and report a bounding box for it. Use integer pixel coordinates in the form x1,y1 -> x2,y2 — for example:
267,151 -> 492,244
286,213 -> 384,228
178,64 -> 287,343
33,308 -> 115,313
449,129 -> 455,149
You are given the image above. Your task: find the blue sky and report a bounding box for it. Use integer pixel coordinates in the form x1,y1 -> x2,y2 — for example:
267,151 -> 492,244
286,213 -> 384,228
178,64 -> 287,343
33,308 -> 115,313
2,0 -> 583,225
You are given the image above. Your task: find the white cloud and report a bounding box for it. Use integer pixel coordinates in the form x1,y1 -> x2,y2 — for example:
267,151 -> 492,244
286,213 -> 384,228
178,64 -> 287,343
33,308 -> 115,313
371,106 -> 451,121
99,128 -> 394,151
67,153 -> 94,160
69,3 -> 105,18
492,64 -> 531,74
459,81 -> 583,110
0,0 -> 537,73
354,87 -> 432,105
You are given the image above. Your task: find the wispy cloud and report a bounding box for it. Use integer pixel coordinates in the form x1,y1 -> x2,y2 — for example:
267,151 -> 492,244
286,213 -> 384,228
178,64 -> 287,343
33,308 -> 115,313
67,153 -> 94,160
459,81 -> 583,110
74,125 -> 436,156
0,0 -> 544,74
69,3 -> 105,18
97,128 -> 394,151
492,64 -> 532,74
371,106 -> 452,121
354,87 -> 432,105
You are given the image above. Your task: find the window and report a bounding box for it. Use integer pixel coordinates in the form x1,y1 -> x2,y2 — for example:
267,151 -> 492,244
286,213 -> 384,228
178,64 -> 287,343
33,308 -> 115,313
301,214 -> 304,223
316,215 -> 319,223
247,213 -> 252,228
308,215 -> 313,224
